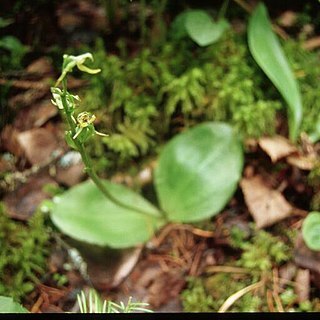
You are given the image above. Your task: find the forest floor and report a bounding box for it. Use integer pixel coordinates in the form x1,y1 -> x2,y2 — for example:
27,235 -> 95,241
1,0 -> 320,313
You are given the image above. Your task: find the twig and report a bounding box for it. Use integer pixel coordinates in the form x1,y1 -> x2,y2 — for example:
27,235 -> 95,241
272,268 -> 284,312
205,265 -> 250,274
267,289 -> 275,312
30,296 -> 43,313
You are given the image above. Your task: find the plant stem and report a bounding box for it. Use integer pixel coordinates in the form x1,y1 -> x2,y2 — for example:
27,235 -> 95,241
60,80 -> 163,219
218,0 -> 229,20
139,0 -> 147,45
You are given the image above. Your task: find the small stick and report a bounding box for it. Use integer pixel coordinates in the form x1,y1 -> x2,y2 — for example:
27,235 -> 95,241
218,280 -> 264,312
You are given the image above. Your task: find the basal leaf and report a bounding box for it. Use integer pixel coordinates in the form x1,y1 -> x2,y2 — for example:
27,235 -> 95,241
302,212 -> 320,251
154,122 -> 244,222
50,180 -> 164,248
184,10 -> 229,46
0,296 -> 28,313
248,3 -> 302,141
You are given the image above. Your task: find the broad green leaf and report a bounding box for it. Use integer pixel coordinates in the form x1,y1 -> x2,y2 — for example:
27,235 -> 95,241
154,122 -> 244,222
50,180 -> 164,248
302,212 -> 320,251
184,10 -> 229,47
169,11 -> 189,40
248,3 -> 302,141
0,296 -> 28,313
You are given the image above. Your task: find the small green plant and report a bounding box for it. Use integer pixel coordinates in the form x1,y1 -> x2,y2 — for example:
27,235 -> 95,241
0,18 -> 29,72
302,212 -> 320,251
171,7 -> 229,47
47,52 -> 244,248
77,289 -> 152,313
0,204 -> 49,302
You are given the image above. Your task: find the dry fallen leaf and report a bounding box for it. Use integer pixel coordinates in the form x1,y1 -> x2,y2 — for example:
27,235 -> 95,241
26,57 -> 54,75
259,135 -> 297,163
54,151 -> 85,187
287,154 -> 317,171
240,176 -> 293,228
65,238 -> 143,290
0,125 -> 24,157
17,128 -> 60,165
33,101 -> 58,127
3,173 -> 57,220
294,233 -> 320,273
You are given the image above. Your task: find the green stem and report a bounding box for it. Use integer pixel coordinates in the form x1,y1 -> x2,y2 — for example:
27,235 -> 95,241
139,0 -> 147,45
218,0 -> 229,20
60,80 -> 164,219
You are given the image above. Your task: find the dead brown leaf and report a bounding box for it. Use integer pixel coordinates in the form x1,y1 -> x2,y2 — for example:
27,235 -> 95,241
26,57 -> 54,75
240,176 -> 293,228
259,135 -> 297,163
3,173 -> 57,220
33,101 -> 58,127
8,84 -> 50,109
287,154 -> 317,171
0,125 -> 24,157
294,233 -> 320,273
17,128 -> 60,165
54,151 -> 85,187
65,238 -> 142,290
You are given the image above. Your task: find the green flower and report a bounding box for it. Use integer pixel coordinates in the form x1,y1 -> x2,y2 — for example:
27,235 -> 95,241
73,112 -> 108,141
51,87 -> 80,112
55,53 -> 101,86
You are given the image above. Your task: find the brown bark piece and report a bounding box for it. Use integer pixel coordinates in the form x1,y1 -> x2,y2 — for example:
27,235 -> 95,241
240,176 -> 293,228
17,128 -> 59,165
259,136 -> 297,163
295,269 -> 310,303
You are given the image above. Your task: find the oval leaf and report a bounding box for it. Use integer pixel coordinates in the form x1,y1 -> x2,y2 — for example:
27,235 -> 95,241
50,180 -> 164,248
0,296 -> 28,313
248,3 -> 302,141
185,10 -> 229,47
155,122 -> 244,222
302,212 -> 320,251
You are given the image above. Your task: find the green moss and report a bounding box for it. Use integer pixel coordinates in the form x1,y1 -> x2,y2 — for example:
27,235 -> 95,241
77,32 -> 287,172
0,203 -> 49,302
237,229 -> 291,271
181,277 -> 216,312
